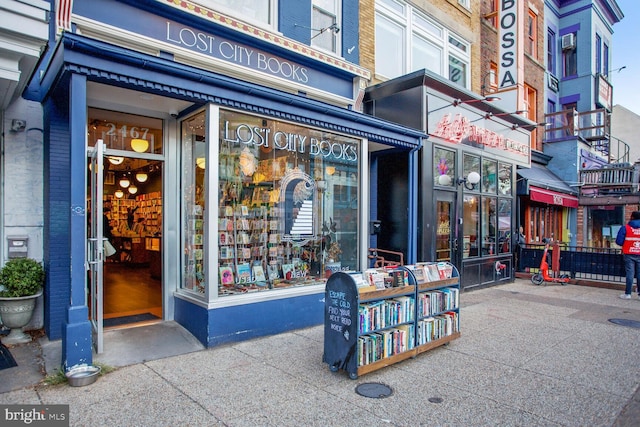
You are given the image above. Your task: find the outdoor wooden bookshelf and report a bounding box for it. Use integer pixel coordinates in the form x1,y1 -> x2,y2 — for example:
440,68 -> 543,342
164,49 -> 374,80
323,264 -> 460,379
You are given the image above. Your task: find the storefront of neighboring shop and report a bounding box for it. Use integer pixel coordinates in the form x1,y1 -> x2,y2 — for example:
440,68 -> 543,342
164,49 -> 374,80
365,70 -> 534,290
516,152 -> 578,249
25,0 -> 425,368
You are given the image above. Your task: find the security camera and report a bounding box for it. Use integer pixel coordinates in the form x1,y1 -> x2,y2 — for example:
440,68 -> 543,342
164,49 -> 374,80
169,109 -> 178,118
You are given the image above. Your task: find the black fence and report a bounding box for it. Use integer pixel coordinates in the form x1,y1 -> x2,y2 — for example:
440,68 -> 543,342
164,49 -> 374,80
518,244 -> 625,283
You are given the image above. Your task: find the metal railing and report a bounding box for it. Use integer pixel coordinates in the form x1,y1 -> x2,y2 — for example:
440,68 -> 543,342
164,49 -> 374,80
578,163 -> 639,195
517,244 -> 624,283
544,108 -> 630,165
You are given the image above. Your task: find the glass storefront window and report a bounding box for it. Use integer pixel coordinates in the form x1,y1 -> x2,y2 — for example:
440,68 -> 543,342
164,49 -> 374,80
498,162 -> 512,195
497,199 -> 512,253
434,147 -> 456,186
181,111 -> 207,294
180,109 -> 362,297
482,197 -> 497,255
462,154 -> 480,191
482,159 -> 497,193
216,110 -> 360,295
462,195 -> 479,258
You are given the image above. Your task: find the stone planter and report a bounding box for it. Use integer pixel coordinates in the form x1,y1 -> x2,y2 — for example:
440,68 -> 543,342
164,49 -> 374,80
0,290 -> 42,344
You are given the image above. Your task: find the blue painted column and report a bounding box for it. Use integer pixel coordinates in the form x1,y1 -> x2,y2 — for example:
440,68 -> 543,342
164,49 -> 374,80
407,142 -> 422,264
61,73 -> 93,370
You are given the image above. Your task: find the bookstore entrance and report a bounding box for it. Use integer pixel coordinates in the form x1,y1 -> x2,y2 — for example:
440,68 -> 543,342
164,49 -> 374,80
87,108 -> 165,351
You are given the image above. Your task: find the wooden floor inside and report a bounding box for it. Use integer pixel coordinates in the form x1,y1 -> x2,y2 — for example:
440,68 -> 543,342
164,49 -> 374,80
103,262 -> 162,325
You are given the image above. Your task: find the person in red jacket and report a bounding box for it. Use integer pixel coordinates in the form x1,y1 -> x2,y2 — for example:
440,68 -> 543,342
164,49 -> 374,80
615,211 -> 640,299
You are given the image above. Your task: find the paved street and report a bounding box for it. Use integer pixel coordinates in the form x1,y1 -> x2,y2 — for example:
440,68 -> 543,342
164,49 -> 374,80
1,279 -> 639,426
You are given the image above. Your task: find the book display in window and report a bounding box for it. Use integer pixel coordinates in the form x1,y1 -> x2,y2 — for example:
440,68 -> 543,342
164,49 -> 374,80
216,110 -> 362,296
217,166 -> 328,294
323,263 -> 460,379
184,204 -> 204,293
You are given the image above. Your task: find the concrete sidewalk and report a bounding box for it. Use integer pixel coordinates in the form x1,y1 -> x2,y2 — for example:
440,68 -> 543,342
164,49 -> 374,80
1,279 -> 639,426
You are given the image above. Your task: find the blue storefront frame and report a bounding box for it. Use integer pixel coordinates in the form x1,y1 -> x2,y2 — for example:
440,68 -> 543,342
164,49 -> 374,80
28,24 -> 425,366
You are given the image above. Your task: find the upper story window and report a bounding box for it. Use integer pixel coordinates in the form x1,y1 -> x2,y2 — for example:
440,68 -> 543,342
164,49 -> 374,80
547,28 -> 555,74
484,62 -> 498,94
525,9 -> 537,59
603,43 -> 610,76
524,84 -> 538,148
312,0 -> 341,54
458,0 -> 470,9
562,32 -> 577,77
198,0 -> 276,27
484,0 -> 499,28
375,0 -> 471,88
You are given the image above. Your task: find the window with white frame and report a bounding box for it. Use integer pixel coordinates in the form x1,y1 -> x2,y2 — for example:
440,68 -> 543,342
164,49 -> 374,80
458,0 -> 470,9
312,0 -> 340,54
197,0 -> 275,27
375,0 -> 471,88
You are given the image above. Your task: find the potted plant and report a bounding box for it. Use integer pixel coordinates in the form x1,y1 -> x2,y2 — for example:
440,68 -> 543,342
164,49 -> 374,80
0,258 -> 45,344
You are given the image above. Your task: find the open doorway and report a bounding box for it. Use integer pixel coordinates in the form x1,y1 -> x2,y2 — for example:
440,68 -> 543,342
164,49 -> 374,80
88,108 -> 164,330
101,156 -> 163,328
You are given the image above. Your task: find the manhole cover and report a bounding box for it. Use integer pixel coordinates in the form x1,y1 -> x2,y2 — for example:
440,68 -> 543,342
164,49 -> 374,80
609,318 -> 640,329
355,382 -> 393,398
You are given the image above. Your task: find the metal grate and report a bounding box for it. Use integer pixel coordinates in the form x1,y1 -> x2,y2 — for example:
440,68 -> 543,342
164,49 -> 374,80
355,382 -> 393,398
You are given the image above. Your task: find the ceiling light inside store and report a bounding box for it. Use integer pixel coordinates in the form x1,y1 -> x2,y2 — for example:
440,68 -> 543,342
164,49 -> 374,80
131,138 -> 149,153
108,156 -> 124,165
114,190 -> 124,198
128,185 -> 138,194
196,157 -> 206,169
119,177 -> 130,188
136,172 -> 148,182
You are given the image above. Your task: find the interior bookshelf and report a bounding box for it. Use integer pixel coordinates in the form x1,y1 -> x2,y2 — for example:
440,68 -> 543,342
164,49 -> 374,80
323,262 -> 460,379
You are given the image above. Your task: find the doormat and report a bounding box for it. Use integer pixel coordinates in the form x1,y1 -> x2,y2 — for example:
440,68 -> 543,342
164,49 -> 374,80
104,313 -> 159,328
0,343 -> 18,371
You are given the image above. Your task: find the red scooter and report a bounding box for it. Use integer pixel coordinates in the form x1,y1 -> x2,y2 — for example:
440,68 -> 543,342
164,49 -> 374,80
531,238 -> 570,286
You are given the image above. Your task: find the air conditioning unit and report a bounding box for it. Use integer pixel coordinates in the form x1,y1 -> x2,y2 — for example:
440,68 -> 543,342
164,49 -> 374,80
561,33 -> 576,50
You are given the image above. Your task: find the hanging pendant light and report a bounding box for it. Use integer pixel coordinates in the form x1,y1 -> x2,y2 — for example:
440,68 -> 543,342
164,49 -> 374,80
135,172 -> 148,182
114,189 -> 124,198
128,184 -> 138,194
119,177 -> 130,188
131,138 -> 149,153
196,157 -> 206,169
108,156 -> 124,165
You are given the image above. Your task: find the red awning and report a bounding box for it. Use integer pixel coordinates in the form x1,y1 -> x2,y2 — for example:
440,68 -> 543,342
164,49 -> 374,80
529,187 -> 578,208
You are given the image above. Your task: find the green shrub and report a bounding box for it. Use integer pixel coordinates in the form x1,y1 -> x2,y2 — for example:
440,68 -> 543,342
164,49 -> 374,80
0,258 -> 45,297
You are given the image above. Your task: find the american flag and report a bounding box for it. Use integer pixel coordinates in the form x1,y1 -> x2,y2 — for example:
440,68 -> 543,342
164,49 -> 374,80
56,0 -> 74,33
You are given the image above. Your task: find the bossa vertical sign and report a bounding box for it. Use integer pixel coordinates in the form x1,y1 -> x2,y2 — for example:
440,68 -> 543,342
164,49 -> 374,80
498,0 -> 518,89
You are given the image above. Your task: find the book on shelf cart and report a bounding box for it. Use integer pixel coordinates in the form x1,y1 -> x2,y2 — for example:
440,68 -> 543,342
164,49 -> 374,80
323,262 -> 460,379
